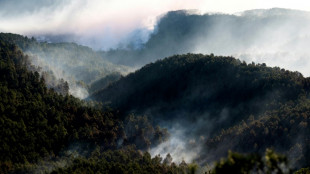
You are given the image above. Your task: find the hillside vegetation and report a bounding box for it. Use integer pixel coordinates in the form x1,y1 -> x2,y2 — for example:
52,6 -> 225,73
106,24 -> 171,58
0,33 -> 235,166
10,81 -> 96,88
1,32 -> 310,173
0,40 -> 169,173
92,53 -> 310,167
0,33 -> 131,98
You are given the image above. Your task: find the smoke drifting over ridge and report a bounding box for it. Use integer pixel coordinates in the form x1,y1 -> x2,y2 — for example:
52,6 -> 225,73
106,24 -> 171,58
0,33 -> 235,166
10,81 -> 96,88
0,0 -> 207,50
3,0 -> 310,167
2,1 -> 310,77
1,0 -> 310,50
193,9 -> 310,77
99,8 -> 310,78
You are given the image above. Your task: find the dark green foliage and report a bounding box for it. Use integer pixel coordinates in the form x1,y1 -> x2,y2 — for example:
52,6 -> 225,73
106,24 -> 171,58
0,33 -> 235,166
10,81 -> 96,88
92,54 -> 305,135
295,168 -> 310,174
0,40 -> 171,173
92,53 -> 310,169
0,32 -> 129,86
2,32 -> 310,173
40,71 -> 69,95
204,96 -> 310,168
122,115 -> 169,149
89,72 -> 122,94
212,149 -> 289,174
0,41 -> 122,172
51,146 -> 194,174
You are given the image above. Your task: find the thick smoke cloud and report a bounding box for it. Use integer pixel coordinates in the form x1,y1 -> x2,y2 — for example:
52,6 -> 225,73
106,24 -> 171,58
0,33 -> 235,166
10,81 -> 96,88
1,0 -> 310,50
0,0 -> 206,49
3,1 -> 310,77
100,8 -> 310,77
3,0 -> 310,167
192,9 -> 310,77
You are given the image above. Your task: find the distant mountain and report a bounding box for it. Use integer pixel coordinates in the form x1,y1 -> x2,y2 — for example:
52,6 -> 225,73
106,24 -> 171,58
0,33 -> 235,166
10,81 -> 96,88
237,8 -> 309,17
0,33 -> 132,98
91,53 -> 310,167
100,8 -> 310,76
1,32 -> 309,172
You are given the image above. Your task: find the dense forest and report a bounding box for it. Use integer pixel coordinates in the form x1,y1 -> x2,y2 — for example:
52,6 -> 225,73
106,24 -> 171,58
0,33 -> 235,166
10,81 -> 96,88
1,31 -> 310,173
0,37 -> 170,173
92,54 -> 310,169
0,33 -> 130,98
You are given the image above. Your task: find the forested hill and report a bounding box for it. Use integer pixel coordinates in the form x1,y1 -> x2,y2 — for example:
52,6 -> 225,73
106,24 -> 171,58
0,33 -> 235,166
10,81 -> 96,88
1,35 -> 310,172
0,40 -> 170,173
0,40 -> 120,171
0,33 -> 131,98
91,53 -> 309,126
91,54 -> 310,167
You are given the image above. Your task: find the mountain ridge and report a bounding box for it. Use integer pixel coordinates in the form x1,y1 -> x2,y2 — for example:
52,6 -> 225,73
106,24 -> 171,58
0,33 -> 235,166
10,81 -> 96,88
90,53 -> 310,167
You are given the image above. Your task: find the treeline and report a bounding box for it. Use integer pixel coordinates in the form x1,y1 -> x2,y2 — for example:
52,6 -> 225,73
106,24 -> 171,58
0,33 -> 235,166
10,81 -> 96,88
1,33 -> 310,172
91,53 -> 310,169
51,147 -> 296,174
0,41 -> 118,170
88,72 -> 122,95
0,41 -> 167,173
0,33 -> 130,97
204,96 -> 310,168
51,146 -> 199,174
91,53 -> 307,134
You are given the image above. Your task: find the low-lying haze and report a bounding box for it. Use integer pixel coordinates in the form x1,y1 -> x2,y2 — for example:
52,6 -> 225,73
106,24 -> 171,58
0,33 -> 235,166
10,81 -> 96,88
2,1 -> 310,77
1,0 -> 310,49
2,0 -> 310,170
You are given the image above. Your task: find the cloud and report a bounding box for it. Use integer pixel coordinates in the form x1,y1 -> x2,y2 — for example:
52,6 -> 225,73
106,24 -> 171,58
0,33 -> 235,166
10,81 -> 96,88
2,0 -> 310,50
2,1 -> 310,76
0,0 -> 206,49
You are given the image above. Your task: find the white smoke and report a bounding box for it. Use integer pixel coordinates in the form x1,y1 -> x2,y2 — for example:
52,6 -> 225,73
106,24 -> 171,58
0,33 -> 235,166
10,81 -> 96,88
150,126 -> 202,164
1,0 -> 310,50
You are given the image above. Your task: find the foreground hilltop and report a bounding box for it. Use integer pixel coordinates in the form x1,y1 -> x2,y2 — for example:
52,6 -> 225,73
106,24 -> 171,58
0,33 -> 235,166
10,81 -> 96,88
92,53 -> 310,167
1,32 -> 310,172
92,53 -> 309,123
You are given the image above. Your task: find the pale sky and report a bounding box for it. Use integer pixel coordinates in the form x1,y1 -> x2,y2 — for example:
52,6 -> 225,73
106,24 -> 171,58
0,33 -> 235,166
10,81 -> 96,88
0,0 -> 310,48
1,0 -> 310,33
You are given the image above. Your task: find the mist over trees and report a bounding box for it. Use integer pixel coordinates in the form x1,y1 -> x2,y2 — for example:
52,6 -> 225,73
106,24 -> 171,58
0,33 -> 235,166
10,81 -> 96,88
91,53 -> 310,167
1,8 -> 310,174
0,37 -> 170,173
0,33 -> 131,99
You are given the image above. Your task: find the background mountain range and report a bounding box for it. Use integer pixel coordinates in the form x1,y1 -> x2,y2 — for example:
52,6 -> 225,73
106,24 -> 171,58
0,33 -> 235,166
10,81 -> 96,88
1,8 -> 310,173
99,8 -> 310,76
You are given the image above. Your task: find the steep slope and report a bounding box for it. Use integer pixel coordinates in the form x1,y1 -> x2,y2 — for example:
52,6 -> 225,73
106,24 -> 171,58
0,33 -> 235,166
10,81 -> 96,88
0,41 -> 121,165
91,53 -> 310,166
92,54 -> 307,133
1,35 -> 309,172
203,98 -> 310,168
88,72 -> 122,95
0,41 -> 168,173
0,33 -> 132,98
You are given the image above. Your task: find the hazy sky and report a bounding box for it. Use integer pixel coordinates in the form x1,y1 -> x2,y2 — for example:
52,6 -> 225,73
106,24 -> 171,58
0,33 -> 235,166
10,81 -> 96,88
1,0 -> 310,49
